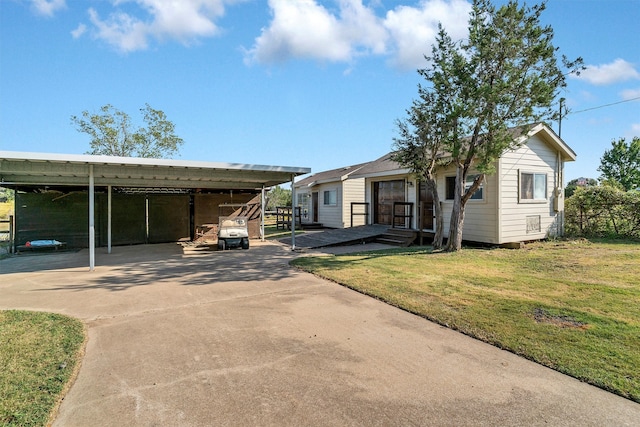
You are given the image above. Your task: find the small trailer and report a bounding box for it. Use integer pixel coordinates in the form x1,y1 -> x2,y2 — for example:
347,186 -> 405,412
217,216 -> 250,250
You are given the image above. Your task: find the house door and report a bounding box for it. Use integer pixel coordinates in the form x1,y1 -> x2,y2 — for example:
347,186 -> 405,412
312,192 -> 319,223
373,180 -> 405,225
419,182 -> 434,230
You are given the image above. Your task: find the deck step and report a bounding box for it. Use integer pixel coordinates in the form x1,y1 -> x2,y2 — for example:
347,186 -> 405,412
302,223 -> 324,230
376,228 -> 418,247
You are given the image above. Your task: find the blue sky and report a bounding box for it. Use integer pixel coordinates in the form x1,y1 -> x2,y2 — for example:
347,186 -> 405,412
1,0 -> 639,183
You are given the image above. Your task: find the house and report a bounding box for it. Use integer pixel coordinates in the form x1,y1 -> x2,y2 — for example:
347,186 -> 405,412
294,123 -> 576,245
294,162 -> 368,228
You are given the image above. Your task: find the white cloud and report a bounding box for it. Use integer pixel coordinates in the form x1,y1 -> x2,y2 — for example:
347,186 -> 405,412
245,0 -> 351,64
30,0 -> 66,17
82,0 -> 236,53
88,7 -> 150,52
575,59 -> 640,86
71,23 -> 87,39
621,88 -> 640,100
245,0 -> 388,65
384,0 -> 471,69
244,0 -> 471,69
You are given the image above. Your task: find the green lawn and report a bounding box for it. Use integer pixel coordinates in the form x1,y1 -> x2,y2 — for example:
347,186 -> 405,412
262,215 -> 306,240
291,238 -> 640,402
0,311 -> 85,426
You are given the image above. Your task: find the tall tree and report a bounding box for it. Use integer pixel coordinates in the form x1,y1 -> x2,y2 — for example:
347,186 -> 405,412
598,137 -> 640,191
71,104 -> 184,158
265,185 -> 292,211
565,177 -> 597,198
392,91 -> 449,249
414,0 -> 582,251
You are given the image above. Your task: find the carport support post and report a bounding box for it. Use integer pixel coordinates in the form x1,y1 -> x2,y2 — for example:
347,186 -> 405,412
290,174 -> 296,251
261,186 -> 265,242
89,165 -> 95,271
108,185 -> 112,254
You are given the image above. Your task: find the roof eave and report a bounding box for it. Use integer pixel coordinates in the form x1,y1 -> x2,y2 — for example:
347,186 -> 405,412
0,151 -> 311,175
529,123 -> 577,162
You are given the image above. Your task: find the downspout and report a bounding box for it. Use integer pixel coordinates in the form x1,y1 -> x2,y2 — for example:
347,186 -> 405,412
89,165 -> 95,271
556,151 -> 564,237
496,160 -> 502,244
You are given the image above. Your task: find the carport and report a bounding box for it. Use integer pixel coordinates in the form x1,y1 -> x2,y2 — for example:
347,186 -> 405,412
0,151 -> 310,269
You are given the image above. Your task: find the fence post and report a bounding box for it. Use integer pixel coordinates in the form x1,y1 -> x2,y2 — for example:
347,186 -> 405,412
9,215 -> 14,254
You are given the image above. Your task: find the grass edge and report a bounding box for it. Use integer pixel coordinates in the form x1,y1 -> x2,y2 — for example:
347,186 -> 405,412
42,313 -> 88,427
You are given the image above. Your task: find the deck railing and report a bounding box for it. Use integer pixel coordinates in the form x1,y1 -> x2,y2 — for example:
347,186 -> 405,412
350,202 -> 369,227
392,202 -> 413,229
276,206 -> 302,230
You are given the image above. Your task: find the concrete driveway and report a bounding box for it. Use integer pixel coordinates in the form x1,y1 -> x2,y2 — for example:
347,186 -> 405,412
1,242 -> 638,426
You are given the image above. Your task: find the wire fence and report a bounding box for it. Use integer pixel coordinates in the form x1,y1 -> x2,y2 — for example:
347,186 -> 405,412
565,187 -> 640,239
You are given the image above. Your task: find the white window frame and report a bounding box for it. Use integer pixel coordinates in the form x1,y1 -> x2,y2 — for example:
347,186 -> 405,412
445,175 -> 484,201
323,189 -> 337,206
519,171 -> 547,203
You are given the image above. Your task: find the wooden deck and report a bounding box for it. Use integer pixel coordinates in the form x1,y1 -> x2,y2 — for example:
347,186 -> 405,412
280,224 -> 389,249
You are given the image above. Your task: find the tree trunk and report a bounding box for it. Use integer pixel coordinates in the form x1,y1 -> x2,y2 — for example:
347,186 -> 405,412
445,167 -> 486,251
425,177 -> 444,250
445,167 -> 466,251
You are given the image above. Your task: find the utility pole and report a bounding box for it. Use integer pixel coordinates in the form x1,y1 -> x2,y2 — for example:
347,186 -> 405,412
558,98 -> 565,137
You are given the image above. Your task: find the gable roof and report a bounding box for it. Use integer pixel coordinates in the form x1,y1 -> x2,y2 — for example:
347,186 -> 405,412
295,162 -> 368,188
527,123 -> 576,161
348,153 -> 409,179
343,122 -> 577,180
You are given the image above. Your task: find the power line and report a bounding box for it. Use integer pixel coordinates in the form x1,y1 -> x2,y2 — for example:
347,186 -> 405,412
569,96 -> 640,115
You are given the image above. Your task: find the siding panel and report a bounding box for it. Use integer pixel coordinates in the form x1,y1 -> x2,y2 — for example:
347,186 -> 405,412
498,135 -> 561,243
439,165 -> 499,243
343,178 -> 366,227
316,183 -> 343,228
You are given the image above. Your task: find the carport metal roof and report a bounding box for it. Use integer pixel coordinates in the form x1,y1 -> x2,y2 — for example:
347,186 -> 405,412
0,151 -> 310,190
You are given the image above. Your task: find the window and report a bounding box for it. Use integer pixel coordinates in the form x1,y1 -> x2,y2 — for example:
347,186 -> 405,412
520,172 -> 547,201
323,189 -> 337,206
297,193 -> 310,219
446,175 -> 483,200
297,192 -> 309,207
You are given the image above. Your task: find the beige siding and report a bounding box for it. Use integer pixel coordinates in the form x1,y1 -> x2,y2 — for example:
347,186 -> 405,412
429,133 -> 565,245
439,165 -> 500,243
498,134 -> 561,243
342,177 -> 366,227
314,183 -> 343,228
